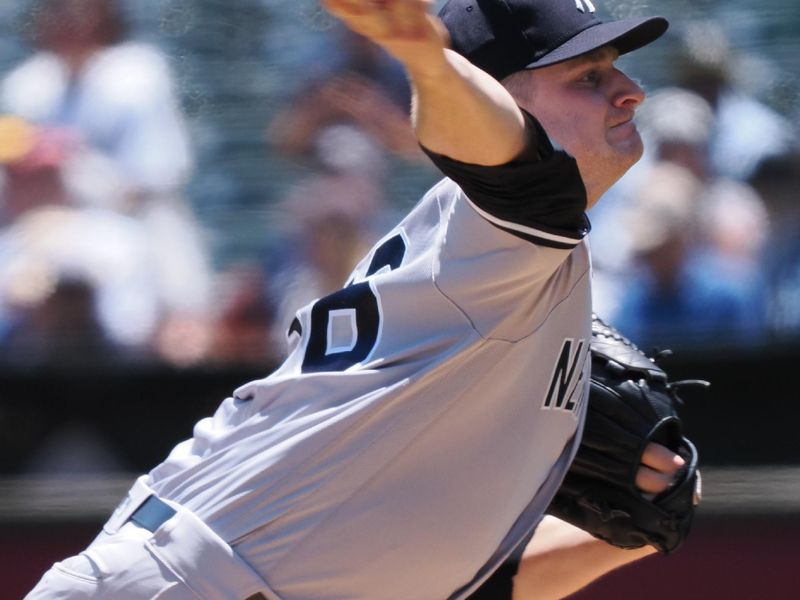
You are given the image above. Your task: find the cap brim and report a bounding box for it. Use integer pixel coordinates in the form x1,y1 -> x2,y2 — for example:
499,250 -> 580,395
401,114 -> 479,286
526,16 -> 669,69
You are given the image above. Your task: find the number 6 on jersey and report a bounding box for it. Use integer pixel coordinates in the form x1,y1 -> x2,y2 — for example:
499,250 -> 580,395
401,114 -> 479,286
291,232 -> 407,373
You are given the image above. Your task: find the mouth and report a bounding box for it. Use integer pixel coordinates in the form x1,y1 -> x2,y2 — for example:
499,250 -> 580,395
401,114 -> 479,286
607,116 -> 643,150
610,114 -> 636,129
608,115 -> 640,141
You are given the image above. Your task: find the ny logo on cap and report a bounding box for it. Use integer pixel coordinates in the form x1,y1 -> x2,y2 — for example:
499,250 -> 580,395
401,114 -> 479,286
575,0 -> 596,13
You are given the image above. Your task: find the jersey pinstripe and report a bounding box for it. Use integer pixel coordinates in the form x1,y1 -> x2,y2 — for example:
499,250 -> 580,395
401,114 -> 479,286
147,119 -> 593,599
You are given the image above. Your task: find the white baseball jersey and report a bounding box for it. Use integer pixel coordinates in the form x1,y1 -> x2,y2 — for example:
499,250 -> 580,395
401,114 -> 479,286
148,113 -> 593,600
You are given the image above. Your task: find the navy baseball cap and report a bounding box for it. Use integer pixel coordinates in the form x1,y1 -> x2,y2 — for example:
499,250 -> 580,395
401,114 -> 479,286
439,0 -> 669,80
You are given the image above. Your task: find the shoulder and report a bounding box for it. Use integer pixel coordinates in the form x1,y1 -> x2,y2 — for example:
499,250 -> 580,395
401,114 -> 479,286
85,43 -> 176,102
1,52 -> 67,116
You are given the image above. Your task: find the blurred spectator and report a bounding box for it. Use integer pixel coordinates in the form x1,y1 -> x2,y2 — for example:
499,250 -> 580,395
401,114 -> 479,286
592,87 -> 772,343
0,0 -> 214,367
306,22 -> 412,109
0,205 -> 160,365
0,114 -> 75,223
636,87 -> 716,181
205,263 -> 277,368
1,0 -> 193,210
691,176 -> 771,332
1,276 -> 124,367
269,74 -> 422,168
751,149 -> 800,336
264,24 -> 426,359
672,20 -> 796,182
640,88 -> 771,323
268,25 -> 425,170
268,171 -> 385,356
609,162 -> 767,349
590,87 -> 717,317
696,179 -> 770,282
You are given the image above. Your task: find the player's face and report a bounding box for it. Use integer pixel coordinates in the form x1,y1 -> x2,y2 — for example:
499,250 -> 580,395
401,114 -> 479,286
518,47 -> 646,206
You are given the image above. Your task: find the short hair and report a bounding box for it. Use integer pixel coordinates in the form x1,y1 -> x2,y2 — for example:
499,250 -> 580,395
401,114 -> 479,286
500,70 -> 533,103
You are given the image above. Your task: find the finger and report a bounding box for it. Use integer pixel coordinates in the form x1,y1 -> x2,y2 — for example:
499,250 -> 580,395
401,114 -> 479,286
641,442 -> 685,475
635,464 -> 674,496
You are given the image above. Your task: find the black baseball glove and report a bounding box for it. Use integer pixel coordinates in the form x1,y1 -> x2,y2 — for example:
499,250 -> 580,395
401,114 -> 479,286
546,314 -> 707,554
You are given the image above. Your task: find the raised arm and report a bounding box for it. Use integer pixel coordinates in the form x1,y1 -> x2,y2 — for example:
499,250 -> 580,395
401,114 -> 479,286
322,0 -> 530,165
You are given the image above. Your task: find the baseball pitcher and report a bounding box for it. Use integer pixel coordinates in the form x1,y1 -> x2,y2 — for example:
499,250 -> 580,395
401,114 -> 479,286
26,1 -> 698,599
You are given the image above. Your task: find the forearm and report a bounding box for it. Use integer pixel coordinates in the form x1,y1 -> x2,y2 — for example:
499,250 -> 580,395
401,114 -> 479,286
513,516 -> 656,600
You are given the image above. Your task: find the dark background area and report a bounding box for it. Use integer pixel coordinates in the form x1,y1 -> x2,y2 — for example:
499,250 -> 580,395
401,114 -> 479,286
2,346 -> 799,476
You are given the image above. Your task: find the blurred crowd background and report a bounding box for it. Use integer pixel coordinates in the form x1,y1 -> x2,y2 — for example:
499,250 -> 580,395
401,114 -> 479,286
0,0 -> 797,374
1,2 -> 797,595
0,0 -> 798,469
0,0 -> 442,375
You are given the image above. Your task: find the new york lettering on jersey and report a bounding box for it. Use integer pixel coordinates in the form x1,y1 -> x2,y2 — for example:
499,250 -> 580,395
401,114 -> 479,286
543,338 -> 589,412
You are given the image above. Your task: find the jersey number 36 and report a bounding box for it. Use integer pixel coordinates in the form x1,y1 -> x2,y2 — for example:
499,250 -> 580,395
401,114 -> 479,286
290,233 -> 407,374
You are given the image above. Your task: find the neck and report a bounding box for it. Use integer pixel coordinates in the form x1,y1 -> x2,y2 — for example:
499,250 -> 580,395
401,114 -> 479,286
580,172 -> 614,210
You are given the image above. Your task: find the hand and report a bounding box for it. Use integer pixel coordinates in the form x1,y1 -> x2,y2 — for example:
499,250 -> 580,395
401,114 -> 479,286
635,442 -> 685,498
322,0 -> 448,77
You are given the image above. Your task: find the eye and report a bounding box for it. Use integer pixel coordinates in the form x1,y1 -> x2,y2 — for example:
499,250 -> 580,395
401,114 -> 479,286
577,70 -> 600,86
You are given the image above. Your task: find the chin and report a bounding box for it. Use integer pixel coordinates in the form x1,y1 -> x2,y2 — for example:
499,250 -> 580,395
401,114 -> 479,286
608,124 -> 644,162
615,140 -> 644,177
629,135 -> 645,163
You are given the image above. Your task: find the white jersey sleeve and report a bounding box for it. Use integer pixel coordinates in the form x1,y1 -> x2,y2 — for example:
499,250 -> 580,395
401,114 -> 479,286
146,119 -> 593,600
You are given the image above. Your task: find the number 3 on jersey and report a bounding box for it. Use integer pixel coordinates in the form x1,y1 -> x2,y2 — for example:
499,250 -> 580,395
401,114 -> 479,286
291,232 -> 407,373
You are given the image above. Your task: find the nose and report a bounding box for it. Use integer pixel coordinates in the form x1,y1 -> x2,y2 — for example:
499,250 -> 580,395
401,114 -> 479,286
611,70 -> 645,109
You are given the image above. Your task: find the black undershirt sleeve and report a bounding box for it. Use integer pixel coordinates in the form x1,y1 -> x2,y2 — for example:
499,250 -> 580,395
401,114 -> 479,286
421,110 -> 590,248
